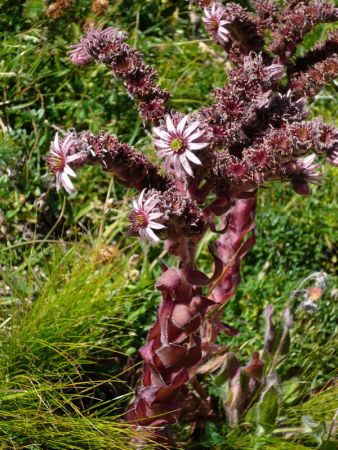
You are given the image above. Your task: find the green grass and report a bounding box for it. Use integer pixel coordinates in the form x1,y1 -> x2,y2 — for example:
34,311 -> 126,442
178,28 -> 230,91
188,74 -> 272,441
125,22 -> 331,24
0,0 -> 337,448
0,240 -> 163,448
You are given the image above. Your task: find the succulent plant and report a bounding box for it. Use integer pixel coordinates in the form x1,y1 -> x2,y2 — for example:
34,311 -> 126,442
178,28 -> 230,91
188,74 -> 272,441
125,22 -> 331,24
46,0 -> 338,442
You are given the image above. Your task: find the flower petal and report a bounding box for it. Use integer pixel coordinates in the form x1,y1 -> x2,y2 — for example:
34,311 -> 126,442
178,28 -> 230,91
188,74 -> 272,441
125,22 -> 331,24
173,155 -> 182,177
186,150 -> 202,165
180,154 -> 193,177
183,121 -> 200,138
62,134 -> 74,155
137,189 -> 146,209
67,153 -> 81,163
153,127 -> 171,141
139,229 -> 146,240
188,142 -> 209,150
61,172 -> 75,194
56,173 -> 61,192
64,164 -> 76,178
149,221 -> 166,229
165,115 -> 176,134
177,115 -> 188,134
154,139 -> 170,149
148,212 -> 163,220
157,149 -> 172,158
144,195 -> 158,209
54,133 -> 60,152
146,227 -> 160,243
186,130 -> 205,142
163,157 -> 172,172
302,154 -> 316,166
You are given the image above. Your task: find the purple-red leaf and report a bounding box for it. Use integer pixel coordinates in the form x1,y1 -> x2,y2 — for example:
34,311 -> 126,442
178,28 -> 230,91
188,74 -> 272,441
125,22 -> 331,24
186,246 -> 223,286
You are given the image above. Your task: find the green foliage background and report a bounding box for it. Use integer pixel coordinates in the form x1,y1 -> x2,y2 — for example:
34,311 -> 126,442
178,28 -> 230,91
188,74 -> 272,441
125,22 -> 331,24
0,0 -> 337,448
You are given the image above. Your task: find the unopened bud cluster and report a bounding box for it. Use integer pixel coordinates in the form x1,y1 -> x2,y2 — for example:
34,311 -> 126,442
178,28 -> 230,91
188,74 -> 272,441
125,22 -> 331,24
69,27 -> 170,124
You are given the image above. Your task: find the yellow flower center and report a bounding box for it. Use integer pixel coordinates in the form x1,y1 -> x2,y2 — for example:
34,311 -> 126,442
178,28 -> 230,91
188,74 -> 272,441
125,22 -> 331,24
48,152 -> 65,173
170,137 -> 184,153
210,20 -> 219,31
134,211 -> 148,228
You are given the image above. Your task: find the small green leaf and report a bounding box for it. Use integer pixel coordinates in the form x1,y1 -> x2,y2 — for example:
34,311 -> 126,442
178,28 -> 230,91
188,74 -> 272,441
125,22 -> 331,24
302,415 -> 327,444
243,404 -> 257,427
257,385 -> 279,435
23,0 -> 44,20
214,352 -> 240,387
281,377 -> 301,405
317,441 -> 338,450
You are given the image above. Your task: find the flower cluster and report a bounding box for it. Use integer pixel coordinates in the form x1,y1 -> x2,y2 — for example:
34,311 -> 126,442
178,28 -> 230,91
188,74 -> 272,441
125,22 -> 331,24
202,1 -> 265,62
252,0 -> 279,28
47,0 -> 338,442
288,29 -> 338,97
290,55 -> 338,98
270,1 -> 338,60
69,27 -> 170,124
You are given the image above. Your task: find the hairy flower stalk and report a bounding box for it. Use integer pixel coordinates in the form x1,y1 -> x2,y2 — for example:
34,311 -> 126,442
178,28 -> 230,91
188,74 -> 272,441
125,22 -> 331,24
69,27 -> 170,124
289,30 -> 338,75
270,1 -> 338,61
48,0 -> 338,442
201,1 -> 265,63
47,131 -> 173,193
289,55 -> 338,98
